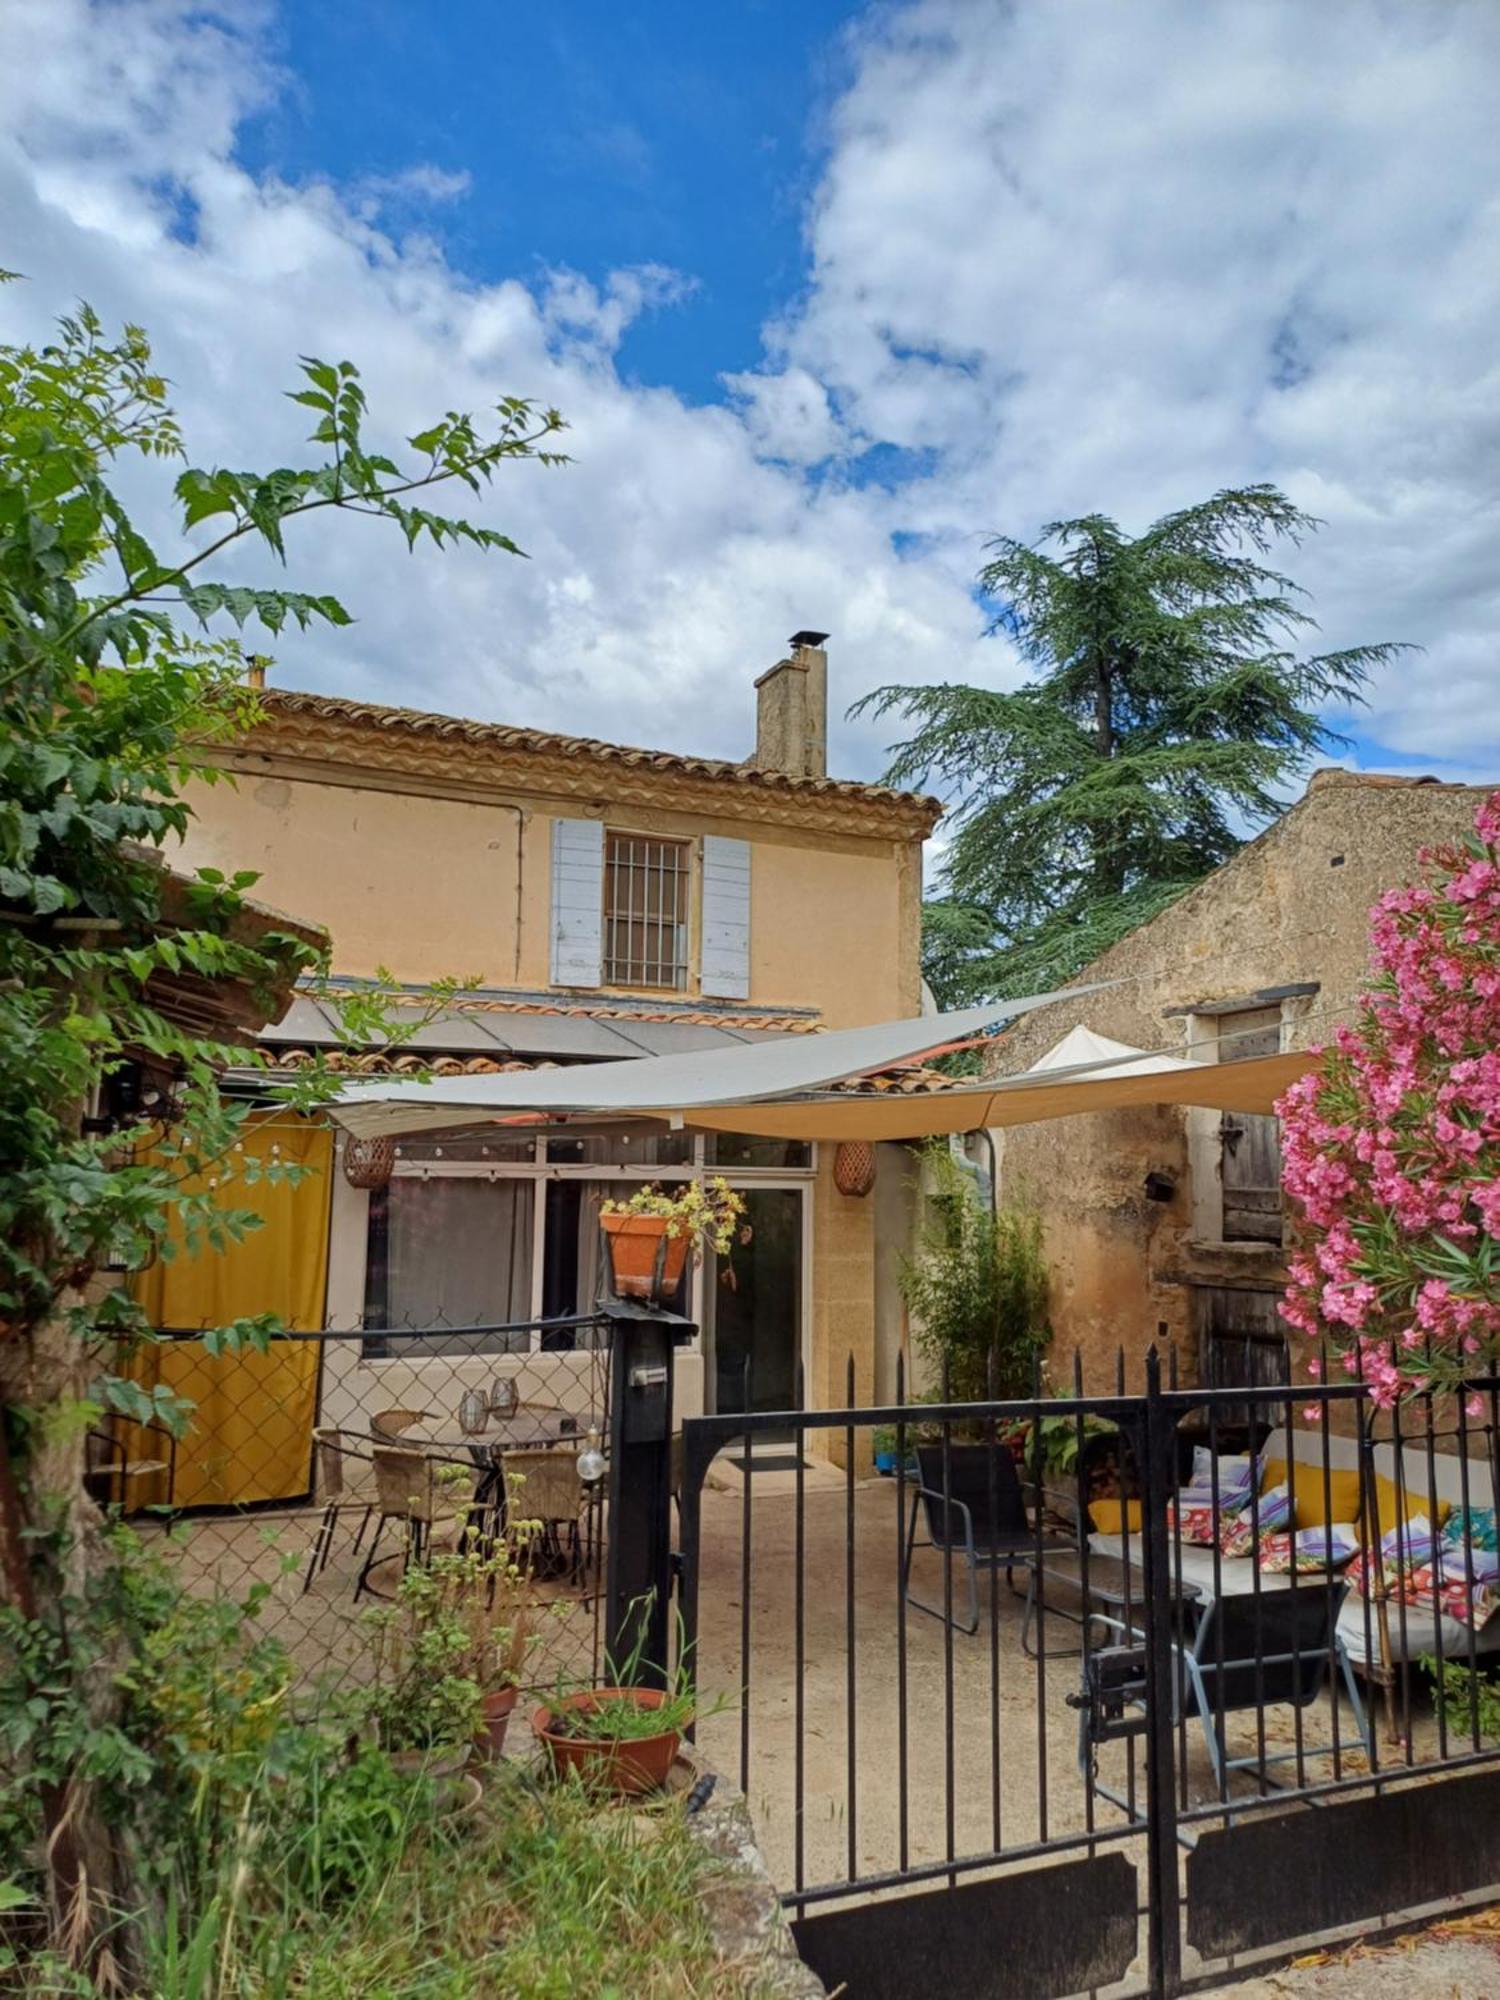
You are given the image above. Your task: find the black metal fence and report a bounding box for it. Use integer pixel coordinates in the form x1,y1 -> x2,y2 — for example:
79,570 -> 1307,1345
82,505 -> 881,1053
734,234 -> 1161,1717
93,1312 -> 620,1699
677,1353 -> 1500,2000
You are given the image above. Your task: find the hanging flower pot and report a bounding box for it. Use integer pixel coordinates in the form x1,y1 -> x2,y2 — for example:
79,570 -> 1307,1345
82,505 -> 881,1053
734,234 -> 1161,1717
343,1134 -> 395,1190
598,1179 -> 746,1304
833,1140 -> 876,1197
600,1214 -> 691,1302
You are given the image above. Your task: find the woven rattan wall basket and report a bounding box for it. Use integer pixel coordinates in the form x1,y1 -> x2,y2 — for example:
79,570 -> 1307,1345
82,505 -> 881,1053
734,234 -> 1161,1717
342,1134 -> 395,1191
833,1140 -> 876,1198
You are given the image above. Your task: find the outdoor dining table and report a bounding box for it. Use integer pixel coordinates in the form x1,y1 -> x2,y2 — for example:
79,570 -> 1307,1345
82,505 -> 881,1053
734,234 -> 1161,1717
385,1403 -> 597,1462
371,1402 -> 601,1537
1021,1547 -> 1205,1658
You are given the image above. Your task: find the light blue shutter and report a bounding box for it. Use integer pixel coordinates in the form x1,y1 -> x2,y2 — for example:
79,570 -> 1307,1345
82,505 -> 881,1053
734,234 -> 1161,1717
700,836 -> 751,999
550,818 -> 603,987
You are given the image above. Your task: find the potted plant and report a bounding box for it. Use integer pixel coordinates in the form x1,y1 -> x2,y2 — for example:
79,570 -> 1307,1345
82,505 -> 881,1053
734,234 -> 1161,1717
531,1610 -> 724,1797
898,1147 -> 1051,1436
361,1580 -> 480,1781
461,1503 -> 545,1760
599,1177 -> 744,1303
361,1465 -> 548,1769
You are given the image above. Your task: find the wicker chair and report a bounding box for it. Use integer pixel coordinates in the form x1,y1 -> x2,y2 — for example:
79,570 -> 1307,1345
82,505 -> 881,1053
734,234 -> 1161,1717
353,1444 -> 474,1599
300,1427 -> 376,1594
370,1407 -> 432,1441
505,1446 -> 587,1585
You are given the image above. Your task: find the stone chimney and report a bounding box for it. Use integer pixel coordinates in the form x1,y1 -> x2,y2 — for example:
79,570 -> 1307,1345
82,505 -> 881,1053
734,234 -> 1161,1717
751,630 -> 829,779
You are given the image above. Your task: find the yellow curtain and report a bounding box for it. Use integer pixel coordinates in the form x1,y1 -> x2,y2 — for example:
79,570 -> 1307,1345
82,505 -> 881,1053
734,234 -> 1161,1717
122,1112 -> 333,1508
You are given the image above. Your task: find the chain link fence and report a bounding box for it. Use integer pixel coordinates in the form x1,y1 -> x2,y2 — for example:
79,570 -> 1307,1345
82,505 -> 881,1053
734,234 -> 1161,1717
92,1313 -> 615,1701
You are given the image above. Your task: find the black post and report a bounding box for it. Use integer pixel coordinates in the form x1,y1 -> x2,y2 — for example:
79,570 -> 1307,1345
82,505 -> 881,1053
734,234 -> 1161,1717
1140,1350 -> 1182,1998
603,1298 -> 695,1686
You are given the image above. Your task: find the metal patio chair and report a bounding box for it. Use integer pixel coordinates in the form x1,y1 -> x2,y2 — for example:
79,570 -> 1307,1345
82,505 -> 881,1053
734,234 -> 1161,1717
505,1445 -> 588,1586
902,1442 -> 1069,1635
300,1427 -> 376,1594
370,1406 -> 433,1441
85,1418 -> 178,1513
1084,1580 -> 1373,1806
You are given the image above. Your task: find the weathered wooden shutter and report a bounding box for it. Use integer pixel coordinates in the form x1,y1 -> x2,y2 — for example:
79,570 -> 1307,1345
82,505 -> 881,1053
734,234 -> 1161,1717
550,817 -> 603,987
1219,1006 -> 1283,1243
700,836 -> 751,999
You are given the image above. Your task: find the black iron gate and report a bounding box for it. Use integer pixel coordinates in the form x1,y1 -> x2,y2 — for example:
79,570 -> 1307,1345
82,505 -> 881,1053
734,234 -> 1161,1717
675,1356 -> 1500,1999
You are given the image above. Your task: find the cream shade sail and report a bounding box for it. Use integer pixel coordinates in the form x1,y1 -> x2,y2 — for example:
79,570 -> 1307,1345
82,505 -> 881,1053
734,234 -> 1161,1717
328,998 -> 1315,1145
329,987 -> 1113,1139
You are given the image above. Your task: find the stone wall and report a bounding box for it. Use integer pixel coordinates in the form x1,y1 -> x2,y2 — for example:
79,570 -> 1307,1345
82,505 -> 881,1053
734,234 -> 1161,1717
986,772 -> 1499,1389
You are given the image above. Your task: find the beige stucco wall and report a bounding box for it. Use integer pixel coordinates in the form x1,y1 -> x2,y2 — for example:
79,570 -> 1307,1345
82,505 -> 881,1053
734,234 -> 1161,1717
177,718 -> 931,1422
985,772 -> 1500,1392
176,765 -> 919,1028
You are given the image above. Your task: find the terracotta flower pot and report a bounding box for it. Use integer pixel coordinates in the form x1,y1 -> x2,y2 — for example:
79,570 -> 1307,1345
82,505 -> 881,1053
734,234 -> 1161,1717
474,1685 -> 519,1761
600,1214 -> 690,1303
531,1688 -> 683,1797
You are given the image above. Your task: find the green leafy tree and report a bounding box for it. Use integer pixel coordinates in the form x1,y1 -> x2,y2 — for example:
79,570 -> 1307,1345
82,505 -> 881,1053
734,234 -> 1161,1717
854,486 -> 1407,1001
0,289 -> 563,1963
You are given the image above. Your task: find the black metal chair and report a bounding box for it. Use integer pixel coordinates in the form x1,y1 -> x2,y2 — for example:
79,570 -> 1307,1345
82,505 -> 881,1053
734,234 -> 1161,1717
1084,1580 -> 1372,1808
1175,1583 -> 1372,1790
300,1427 -> 376,1595
902,1442 -> 1067,1634
84,1418 -> 178,1513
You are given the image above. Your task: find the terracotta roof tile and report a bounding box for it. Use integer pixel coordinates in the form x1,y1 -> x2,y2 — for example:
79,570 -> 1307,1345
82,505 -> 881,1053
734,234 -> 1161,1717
831,1062 -> 965,1097
254,686 -> 942,823
433,996 -> 821,1034
260,1047 -> 554,1076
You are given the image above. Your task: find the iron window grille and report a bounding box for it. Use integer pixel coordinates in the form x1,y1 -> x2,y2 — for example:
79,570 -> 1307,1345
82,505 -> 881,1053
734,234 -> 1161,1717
602,833 -> 690,990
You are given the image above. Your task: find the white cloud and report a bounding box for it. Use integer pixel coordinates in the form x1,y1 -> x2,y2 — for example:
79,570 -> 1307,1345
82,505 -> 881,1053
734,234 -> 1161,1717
1,0 -> 1498,796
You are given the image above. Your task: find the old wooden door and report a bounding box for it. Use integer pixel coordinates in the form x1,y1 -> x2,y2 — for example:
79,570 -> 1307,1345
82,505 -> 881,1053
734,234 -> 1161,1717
1197,1284 -> 1290,1422
1218,1005 -> 1283,1243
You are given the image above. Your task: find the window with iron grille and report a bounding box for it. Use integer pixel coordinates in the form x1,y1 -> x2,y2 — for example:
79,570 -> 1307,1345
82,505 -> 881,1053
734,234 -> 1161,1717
602,833 -> 690,989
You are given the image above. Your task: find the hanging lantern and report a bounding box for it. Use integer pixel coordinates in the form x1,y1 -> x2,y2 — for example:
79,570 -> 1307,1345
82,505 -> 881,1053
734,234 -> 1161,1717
833,1140 -> 876,1198
342,1134 -> 395,1191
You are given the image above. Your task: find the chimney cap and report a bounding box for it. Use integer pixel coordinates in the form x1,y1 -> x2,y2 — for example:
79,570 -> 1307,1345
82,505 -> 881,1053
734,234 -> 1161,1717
789,629 -> 830,650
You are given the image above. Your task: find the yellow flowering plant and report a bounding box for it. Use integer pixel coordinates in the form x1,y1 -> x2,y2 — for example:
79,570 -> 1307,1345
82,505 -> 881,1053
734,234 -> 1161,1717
599,1175 -> 745,1256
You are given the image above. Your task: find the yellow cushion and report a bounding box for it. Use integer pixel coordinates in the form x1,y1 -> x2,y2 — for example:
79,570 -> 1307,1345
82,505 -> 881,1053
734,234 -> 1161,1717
1262,1458 -> 1364,1529
1089,1498 -> 1142,1534
1262,1458 -> 1450,1533
1374,1473 -> 1449,1533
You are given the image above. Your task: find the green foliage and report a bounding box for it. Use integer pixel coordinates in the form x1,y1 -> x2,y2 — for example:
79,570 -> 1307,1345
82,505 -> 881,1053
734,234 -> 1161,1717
0,281 -> 564,1968
853,486 -> 1408,1001
0,293 -> 563,1367
1426,1656 -> 1500,1747
899,1144 -> 1051,1402
2,1548 -> 740,1997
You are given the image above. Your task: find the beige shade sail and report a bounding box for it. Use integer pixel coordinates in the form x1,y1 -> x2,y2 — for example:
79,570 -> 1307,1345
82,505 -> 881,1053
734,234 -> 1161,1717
653,1047 -> 1317,1143
329,986 -> 1114,1139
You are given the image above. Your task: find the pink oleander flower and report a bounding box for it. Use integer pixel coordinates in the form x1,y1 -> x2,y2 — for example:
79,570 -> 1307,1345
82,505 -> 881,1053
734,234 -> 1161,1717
1283,792 -> 1500,1409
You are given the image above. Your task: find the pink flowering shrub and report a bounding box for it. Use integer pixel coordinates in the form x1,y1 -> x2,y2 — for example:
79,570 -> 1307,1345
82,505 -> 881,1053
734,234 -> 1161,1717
1278,792 -> 1500,1406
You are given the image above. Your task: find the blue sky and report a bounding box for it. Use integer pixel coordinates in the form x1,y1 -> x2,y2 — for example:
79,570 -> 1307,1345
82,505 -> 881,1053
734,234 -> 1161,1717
239,1 -> 854,403
2,0 -> 1499,795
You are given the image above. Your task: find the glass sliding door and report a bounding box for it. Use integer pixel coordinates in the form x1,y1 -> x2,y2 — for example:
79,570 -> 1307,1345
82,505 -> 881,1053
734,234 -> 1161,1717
705,1186 -> 804,1418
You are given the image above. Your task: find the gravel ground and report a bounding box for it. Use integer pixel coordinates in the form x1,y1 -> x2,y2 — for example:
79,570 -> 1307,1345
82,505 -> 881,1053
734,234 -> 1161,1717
1205,1909 -> 1500,1997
